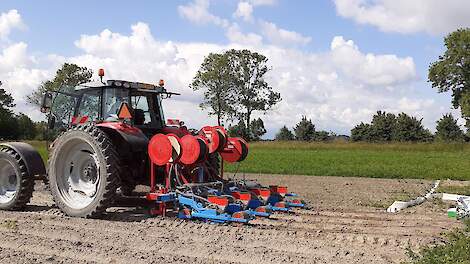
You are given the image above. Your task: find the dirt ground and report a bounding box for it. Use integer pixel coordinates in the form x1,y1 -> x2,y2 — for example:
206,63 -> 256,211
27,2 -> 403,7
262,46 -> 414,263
0,174 -> 463,264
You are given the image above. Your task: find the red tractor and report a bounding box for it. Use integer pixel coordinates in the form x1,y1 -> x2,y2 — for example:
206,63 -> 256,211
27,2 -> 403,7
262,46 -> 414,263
0,70 -> 305,223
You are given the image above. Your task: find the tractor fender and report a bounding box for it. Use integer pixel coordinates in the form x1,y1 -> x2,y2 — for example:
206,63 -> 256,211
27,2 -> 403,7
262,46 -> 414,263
96,122 -> 149,152
0,142 -> 46,177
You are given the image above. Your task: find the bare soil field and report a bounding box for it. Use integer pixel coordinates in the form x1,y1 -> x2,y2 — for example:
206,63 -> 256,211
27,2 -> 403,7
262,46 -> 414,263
0,174 -> 463,264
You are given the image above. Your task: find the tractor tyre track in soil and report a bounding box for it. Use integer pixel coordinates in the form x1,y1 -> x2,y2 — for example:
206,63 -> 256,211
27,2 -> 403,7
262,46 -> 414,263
0,174 -> 462,264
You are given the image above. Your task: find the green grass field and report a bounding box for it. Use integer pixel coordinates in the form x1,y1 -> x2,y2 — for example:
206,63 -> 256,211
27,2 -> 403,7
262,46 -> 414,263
5,140 -> 470,181
225,141 -> 470,181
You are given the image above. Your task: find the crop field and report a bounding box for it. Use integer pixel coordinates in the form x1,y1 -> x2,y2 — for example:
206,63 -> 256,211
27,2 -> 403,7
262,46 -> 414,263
23,140 -> 470,181
225,141 -> 470,180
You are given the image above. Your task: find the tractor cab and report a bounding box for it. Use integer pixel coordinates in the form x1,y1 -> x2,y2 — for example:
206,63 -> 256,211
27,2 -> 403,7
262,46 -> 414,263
43,79 -> 180,138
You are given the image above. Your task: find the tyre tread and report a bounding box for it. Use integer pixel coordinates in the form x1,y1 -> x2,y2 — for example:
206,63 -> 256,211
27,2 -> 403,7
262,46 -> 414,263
0,147 -> 35,210
48,124 -> 120,218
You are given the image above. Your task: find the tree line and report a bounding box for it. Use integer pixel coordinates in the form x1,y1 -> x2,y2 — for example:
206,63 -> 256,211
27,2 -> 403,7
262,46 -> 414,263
0,83 -> 47,140
350,111 -> 465,142
274,111 -> 466,142
275,116 -> 335,141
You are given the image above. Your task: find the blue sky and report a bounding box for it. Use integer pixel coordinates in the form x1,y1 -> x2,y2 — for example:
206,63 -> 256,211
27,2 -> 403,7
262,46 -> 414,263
1,0 -> 470,137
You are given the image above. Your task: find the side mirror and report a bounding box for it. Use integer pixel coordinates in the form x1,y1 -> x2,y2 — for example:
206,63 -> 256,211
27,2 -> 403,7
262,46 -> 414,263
40,92 -> 53,113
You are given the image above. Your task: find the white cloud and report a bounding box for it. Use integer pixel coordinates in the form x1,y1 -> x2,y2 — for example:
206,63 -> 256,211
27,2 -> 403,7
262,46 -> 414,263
0,9 -> 25,40
0,18 -> 456,136
259,20 -> 311,47
0,43 -> 52,120
330,36 -> 416,86
234,2 -> 254,22
248,0 -> 276,6
0,42 -> 32,71
333,0 -> 470,35
226,23 -> 263,46
233,0 -> 277,22
178,0 -> 229,28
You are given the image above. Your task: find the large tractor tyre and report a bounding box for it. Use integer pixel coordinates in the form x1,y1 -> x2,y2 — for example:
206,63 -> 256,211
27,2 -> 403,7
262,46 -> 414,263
48,124 -> 120,218
0,146 -> 35,210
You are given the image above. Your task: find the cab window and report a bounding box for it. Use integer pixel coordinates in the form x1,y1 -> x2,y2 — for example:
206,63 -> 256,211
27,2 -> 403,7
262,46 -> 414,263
131,95 -> 152,126
50,85 -> 77,130
78,89 -> 101,122
103,88 -> 129,120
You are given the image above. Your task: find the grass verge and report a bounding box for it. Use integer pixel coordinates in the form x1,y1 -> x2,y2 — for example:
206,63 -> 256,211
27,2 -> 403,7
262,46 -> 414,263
437,185 -> 470,196
406,219 -> 470,264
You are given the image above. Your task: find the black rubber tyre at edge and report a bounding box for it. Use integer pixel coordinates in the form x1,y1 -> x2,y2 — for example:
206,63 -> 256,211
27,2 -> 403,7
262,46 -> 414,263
0,147 -> 35,210
48,124 -> 120,218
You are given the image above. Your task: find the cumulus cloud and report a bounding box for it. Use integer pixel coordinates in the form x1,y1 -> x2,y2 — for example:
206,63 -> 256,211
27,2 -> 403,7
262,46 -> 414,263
0,42 -> 32,71
0,13 -> 456,135
330,36 -> 416,86
333,0 -> 470,35
248,0 -> 276,6
234,2 -> 254,22
0,9 -> 25,40
178,0 -> 229,28
225,24 -> 263,46
0,43 -> 52,120
259,20 -> 312,47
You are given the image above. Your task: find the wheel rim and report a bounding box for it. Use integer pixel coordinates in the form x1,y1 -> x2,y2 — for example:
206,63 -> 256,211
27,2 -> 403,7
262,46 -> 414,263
55,138 -> 101,210
0,158 -> 18,204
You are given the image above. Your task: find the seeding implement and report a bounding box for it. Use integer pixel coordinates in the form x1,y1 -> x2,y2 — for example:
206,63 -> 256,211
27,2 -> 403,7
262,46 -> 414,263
0,70 -> 306,224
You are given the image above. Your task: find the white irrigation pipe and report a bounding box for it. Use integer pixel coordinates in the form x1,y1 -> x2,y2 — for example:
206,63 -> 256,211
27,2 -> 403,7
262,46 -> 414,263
441,193 -> 470,202
386,180 -> 440,213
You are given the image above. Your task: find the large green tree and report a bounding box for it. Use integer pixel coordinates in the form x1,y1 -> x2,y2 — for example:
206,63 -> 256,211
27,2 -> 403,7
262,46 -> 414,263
435,113 -> 465,142
429,28 -> 470,128
0,85 -> 19,140
228,117 -> 267,141
193,49 -> 281,137
351,122 -> 372,141
191,53 -> 236,125
370,111 -> 397,141
17,113 -> 37,140
27,63 -> 93,106
275,125 -> 294,141
0,84 -> 15,112
392,113 -> 433,142
228,49 -> 281,136
294,116 -> 315,141
249,118 -> 267,141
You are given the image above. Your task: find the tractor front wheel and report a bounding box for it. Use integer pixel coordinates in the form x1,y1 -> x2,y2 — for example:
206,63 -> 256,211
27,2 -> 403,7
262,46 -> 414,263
48,124 -> 120,218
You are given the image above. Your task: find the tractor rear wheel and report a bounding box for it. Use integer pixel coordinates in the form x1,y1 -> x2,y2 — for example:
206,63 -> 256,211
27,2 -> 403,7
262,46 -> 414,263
48,124 -> 120,218
0,147 -> 35,210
